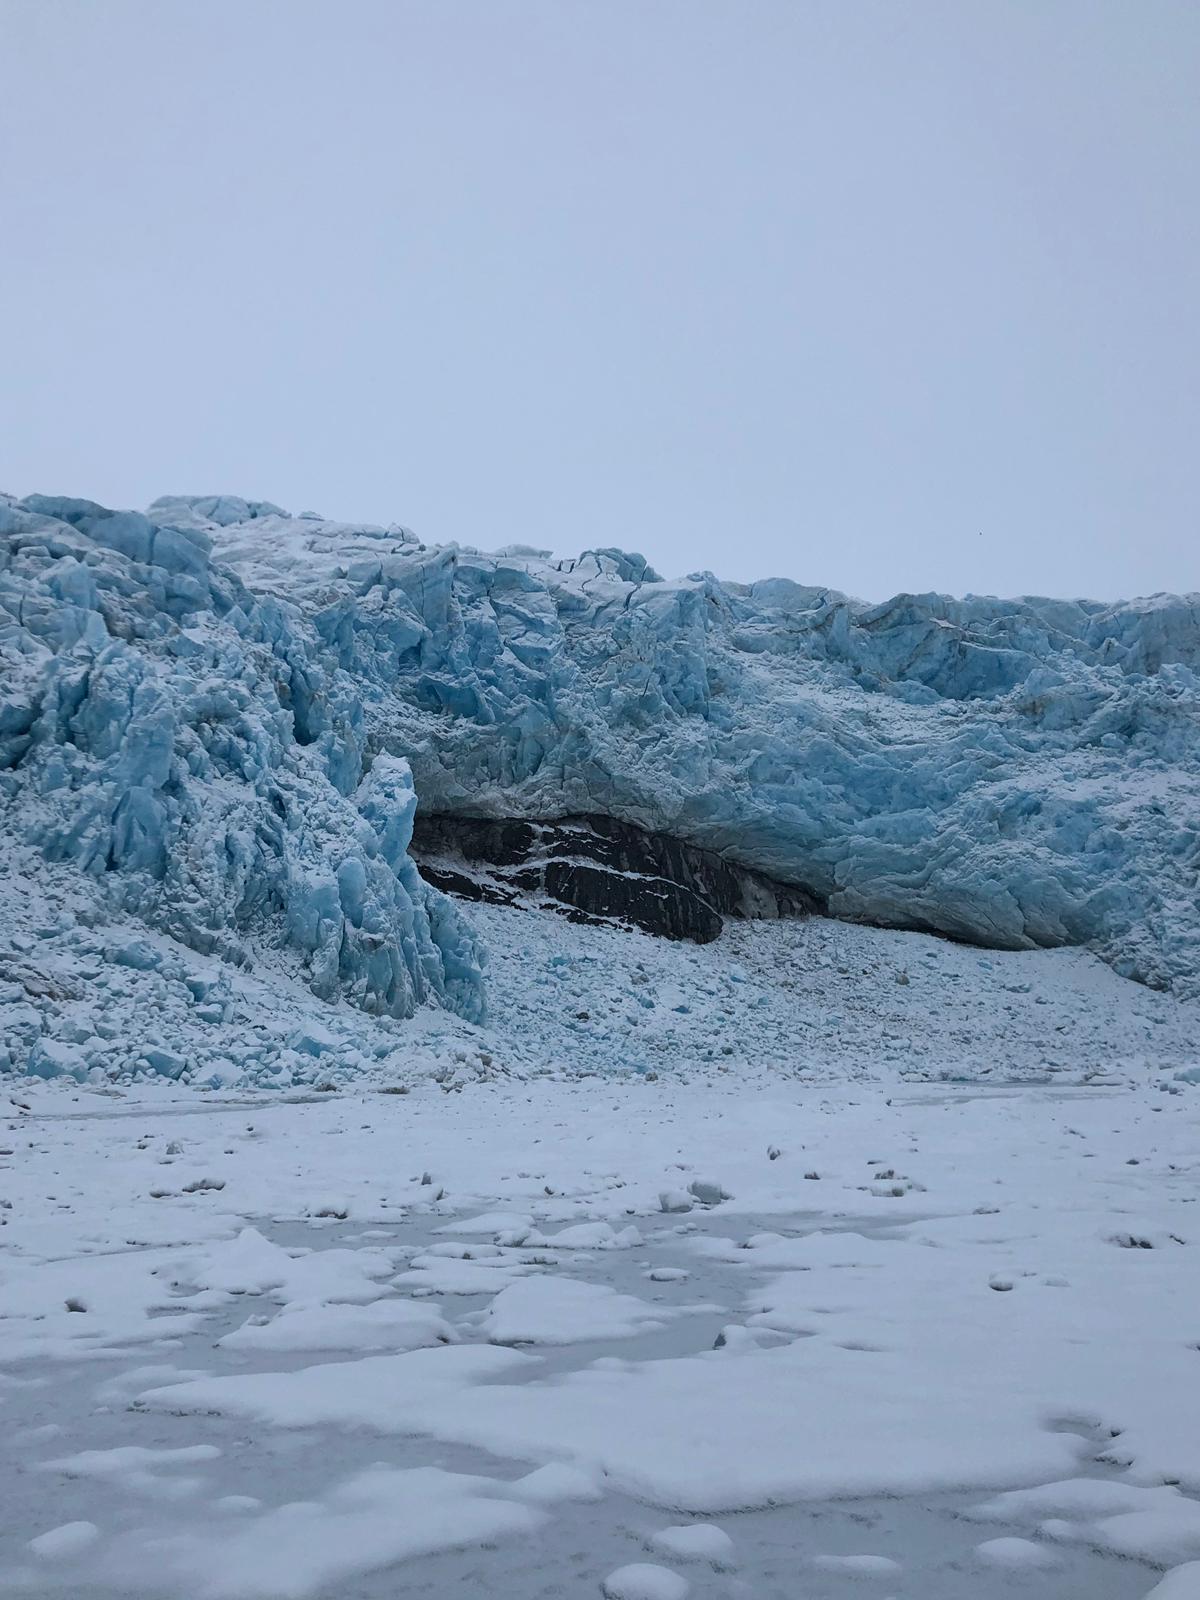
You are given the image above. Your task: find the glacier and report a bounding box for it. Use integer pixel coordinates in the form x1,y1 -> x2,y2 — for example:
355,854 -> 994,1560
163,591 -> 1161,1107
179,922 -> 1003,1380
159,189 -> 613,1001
0,494 -> 486,1035
1,488 -> 1199,1090
160,493 -> 1200,994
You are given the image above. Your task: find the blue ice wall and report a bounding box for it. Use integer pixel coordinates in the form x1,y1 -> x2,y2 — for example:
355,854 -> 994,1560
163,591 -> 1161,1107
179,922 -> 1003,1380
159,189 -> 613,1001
157,494 -> 1200,997
0,496 -> 486,1024
6,490 -> 1200,1006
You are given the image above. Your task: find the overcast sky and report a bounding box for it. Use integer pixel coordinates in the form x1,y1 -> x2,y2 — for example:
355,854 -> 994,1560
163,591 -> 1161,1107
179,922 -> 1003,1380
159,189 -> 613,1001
2,1 -> 1197,600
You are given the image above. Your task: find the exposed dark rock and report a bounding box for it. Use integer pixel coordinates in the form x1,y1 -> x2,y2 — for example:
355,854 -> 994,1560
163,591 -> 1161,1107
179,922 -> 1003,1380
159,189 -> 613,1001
410,813 -> 819,943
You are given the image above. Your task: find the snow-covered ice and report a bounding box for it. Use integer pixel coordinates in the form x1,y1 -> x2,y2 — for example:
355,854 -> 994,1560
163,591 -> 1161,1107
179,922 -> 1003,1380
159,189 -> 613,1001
27,1521 -> 101,1561
810,1552 -> 903,1575
601,1564 -> 690,1600
482,1275 -> 667,1345
974,1536 -> 1061,1570
648,1524 -> 736,1565
218,1297 -> 455,1355
98,1465 -> 549,1599
1145,1566 -> 1200,1600
3,1056 -> 1199,1599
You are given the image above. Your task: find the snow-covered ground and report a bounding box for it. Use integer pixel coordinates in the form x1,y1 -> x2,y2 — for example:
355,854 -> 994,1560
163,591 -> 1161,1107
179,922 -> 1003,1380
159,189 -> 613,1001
4,835 -> 1198,1092
3,900 -> 1199,1599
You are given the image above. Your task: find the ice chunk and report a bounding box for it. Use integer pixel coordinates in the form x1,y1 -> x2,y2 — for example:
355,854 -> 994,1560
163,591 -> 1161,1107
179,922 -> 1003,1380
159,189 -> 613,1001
811,1553 -> 902,1574
508,1463 -> 604,1503
219,1298 -> 455,1354
649,1524 -> 736,1565
541,1221 -> 643,1250
95,1465 -> 545,1598
437,1211 -> 534,1238
975,1537 -> 1058,1569
135,1345 -> 540,1431
602,1564 -> 689,1600
37,1444 -> 220,1502
28,1521 -> 100,1560
483,1275 -> 665,1345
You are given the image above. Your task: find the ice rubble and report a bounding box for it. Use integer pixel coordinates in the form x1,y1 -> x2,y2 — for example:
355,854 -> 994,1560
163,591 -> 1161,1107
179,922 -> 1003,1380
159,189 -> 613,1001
157,494 -> 1200,993
3,808 -> 1195,1092
0,494 -> 485,1042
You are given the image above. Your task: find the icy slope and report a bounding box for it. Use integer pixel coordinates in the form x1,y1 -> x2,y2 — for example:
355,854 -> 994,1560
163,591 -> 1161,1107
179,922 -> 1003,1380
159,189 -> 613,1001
3,785 -> 1196,1091
0,496 -> 484,1028
152,494 -> 1200,994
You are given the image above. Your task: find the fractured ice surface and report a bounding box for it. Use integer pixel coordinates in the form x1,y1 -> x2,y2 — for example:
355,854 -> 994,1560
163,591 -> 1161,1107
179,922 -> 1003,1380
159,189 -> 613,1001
4,487 -> 1200,1056
161,494 -> 1200,994
0,494 -> 485,1035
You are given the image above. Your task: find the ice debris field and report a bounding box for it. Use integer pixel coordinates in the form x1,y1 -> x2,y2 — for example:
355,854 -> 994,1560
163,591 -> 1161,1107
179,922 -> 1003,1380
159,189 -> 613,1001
2,492 -> 1200,1599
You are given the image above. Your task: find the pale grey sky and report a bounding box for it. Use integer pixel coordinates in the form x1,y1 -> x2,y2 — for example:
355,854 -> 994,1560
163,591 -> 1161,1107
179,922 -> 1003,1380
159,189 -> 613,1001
2,0 -> 1197,600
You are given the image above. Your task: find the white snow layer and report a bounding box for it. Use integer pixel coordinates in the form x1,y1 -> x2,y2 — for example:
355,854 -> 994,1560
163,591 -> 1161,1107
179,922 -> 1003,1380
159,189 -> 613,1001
2,1069 -> 1199,1599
